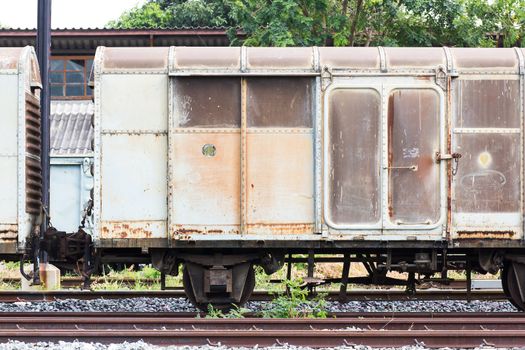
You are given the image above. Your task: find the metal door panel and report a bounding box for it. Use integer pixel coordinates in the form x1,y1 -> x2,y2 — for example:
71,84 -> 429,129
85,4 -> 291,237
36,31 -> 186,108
324,88 -> 381,229
245,132 -> 314,234
451,78 -> 522,238
387,89 -> 441,225
244,77 -> 315,235
324,82 -> 445,237
171,132 -> 241,235
100,75 -> 168,132
100,134 -> 167,239
50,164 -> 81,232
169,77 -> 241,238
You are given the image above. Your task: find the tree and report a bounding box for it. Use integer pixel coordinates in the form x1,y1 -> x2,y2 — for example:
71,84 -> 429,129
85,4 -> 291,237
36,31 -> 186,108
108,0 -> 238,28
108,0 -> 525,47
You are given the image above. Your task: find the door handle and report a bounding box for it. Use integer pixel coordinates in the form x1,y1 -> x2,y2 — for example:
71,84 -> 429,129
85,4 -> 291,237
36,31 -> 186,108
436,152 -> 462,175
383,165 -> 418,171
436,152 -> 462,162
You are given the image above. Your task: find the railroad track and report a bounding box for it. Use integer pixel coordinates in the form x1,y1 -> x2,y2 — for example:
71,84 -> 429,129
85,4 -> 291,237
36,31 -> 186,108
0,288 -> 507,302
0,312 -> 523,347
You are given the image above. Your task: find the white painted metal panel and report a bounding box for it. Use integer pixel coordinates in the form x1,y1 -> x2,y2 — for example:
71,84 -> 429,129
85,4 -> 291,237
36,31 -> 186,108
0,75 -> 18,224
50,164 -> 81,232
100,134 -> 167,238
50,158 -> 93,233
100,75 -> 168,132
96,72 -> 169,240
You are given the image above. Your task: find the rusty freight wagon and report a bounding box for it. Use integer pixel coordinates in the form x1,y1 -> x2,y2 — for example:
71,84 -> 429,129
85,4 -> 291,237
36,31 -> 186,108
35,46 -> 525,310
0,47 -> 42,259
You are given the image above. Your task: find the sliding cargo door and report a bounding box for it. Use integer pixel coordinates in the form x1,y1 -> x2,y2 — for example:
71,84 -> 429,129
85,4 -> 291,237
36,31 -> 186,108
451,78 -> 522,239
170,77 -> 241,237
170,76 -> 315,238
243,77 -> 315,235
324,84 -> 445,237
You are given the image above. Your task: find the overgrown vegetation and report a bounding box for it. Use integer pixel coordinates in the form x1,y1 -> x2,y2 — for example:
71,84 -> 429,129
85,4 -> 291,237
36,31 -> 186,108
205,303 -> 249,318
108,0 -> 525,47
261,279 -> 328,318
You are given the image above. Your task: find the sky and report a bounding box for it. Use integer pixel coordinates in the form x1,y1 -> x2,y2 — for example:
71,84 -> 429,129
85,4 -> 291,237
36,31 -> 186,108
0,0 -> 148,29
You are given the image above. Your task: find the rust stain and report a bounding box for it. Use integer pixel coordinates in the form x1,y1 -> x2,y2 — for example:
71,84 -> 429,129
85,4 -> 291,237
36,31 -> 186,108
101,222 -> 153,239
172,226 -> 232,236
446,77 -> 452,239
456,231 -> 516,239
0,225 -> 18,240
208,229 -> 223,234
387,94 -> 394,220
246,223 -> 315,235
175,228 -> 203,235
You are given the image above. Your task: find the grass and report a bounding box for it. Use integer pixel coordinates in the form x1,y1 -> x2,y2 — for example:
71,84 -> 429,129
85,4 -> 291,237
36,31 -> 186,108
0,258 -> 500,294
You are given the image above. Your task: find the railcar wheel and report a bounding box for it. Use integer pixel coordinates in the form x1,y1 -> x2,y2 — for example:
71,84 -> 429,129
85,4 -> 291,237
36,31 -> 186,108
502,262 -> 525,311
182,264 -> 255,312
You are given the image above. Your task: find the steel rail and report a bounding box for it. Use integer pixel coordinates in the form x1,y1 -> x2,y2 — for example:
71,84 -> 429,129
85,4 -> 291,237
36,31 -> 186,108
0,288 -> 506,302
0,312 -> 524,347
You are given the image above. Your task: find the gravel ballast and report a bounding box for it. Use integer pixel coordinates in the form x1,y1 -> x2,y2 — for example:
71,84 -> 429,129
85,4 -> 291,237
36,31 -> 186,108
0,297 -> 515,313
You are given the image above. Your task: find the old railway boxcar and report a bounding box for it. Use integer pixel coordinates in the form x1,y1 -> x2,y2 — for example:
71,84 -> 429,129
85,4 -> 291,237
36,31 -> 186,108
0,47 -> 42,257
81,46 -> 525,309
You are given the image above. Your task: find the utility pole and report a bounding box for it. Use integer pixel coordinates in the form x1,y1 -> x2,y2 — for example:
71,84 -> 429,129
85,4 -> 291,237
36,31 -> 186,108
36,0 -> 52,271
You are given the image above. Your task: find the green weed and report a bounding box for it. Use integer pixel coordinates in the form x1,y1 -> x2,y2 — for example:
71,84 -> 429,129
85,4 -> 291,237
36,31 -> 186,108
261,279 -> 328,318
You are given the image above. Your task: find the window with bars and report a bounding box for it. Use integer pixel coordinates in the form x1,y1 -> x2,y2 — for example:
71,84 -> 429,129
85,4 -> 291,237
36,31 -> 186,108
50,57 -> 94,99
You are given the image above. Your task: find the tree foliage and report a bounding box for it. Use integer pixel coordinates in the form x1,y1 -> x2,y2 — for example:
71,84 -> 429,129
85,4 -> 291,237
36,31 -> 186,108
108,0 -> 237,28
108,0 -> 525,47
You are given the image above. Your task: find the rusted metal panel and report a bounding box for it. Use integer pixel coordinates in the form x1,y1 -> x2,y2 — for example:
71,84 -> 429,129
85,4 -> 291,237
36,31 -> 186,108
245,132 -> 314,233
102,47 -> 169,71
247,47 -> 313,70
0,224 -> 17,253
244,76 -> 315,235
25,92 -> 42,216
456,231 -> 517,240
246,77 -> 313,127
456,79 -> 520,128
451,77 -> 522,239
173,77 -> 241,128
385,47 -> 446,69
451,48 -> 518,71
454,133 -> 520,212
387,89 -> 440,225
0,48 -> 22,71
100,221 -> 166,239
319,47 -> 379,70
172,47 -> 240,70
0,224 -> 18,240
170,132 -> 241,235
325,88 -> 381,227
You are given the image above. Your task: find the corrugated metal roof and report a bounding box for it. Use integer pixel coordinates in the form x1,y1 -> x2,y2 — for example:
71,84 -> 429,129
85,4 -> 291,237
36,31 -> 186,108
0,28 -> 241,53
50,101 -> 93,156
0,27 -> 230,31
